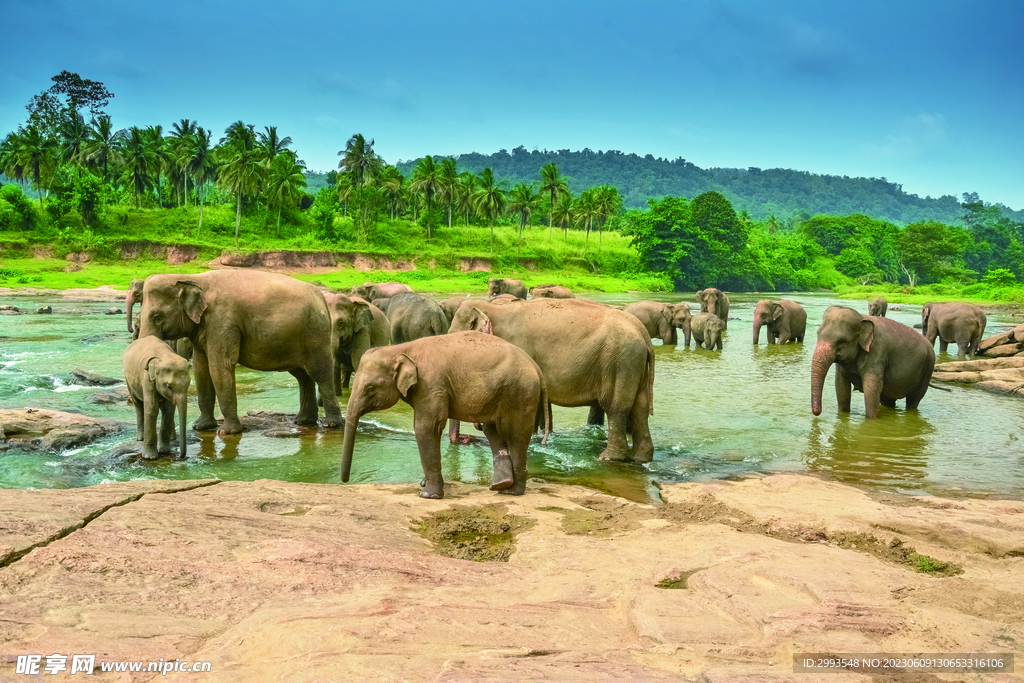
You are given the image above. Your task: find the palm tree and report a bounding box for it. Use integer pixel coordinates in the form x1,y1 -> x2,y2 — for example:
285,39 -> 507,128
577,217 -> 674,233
335,173 -> 353,216
507,182 -> 540,250
257,126 -> 292,161
221,120 -> 257,151
58,111 -> 89,177
169,119 -> 197,207
16,124 -> 59,207
538,162 -> 570,238
145,125 -> 170,207
550,192 -> 574,242
410,155 -> 441,237
457,172 -> 477,225
0,131 -> 26,186
593,185 -> 621,249
183,127 -> 216,235
378,165 -> 405,219
572,188 -> 600,251
337,133 -> 382,231
471,167 -> 507,247
82,115 -> 124,184
437,157 -> 459,228
265,151 -> 306,235
218,123 -> 267,249
122,126 -> 156,209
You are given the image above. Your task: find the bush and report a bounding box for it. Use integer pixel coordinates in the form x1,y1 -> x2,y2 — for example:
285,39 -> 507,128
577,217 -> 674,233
981,268 -> 1016,287
0,185 -> 41,231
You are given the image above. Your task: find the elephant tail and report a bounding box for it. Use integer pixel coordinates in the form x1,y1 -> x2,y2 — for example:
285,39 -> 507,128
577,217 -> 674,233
928,383 -> 952,392
537,374 -> 551,445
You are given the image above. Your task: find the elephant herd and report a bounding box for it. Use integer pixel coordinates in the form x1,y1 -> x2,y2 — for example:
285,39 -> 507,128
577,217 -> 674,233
119,272 -> 986,499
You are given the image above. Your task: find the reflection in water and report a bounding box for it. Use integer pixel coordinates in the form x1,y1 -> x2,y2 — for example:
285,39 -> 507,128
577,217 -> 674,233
804,412 -> 933,489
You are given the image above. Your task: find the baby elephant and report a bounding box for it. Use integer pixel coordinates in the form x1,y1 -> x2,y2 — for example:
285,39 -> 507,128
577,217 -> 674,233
690,312 -> 724,350
868,296 -> 888,317
341,331 -> 550,499
123,336 -> 191,460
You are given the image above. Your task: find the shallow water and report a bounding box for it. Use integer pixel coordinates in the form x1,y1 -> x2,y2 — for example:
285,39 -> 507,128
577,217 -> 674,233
2,293 -> 1023,503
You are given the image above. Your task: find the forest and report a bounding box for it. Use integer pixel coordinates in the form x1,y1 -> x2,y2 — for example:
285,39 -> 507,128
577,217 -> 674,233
2,71 -> 1023,300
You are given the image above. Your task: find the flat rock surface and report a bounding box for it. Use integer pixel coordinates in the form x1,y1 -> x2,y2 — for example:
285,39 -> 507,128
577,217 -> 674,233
0,474 -> 1021,682
0,408 -> 122,451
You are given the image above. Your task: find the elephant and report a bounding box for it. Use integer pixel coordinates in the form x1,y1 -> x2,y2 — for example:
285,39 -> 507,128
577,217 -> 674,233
450,298 -> 654,462
696,288 -> 730,330
138,270 -> 341,435
128,277 -> 194,361
812,306 -> 935,419
386,292 -> 450,344
488,278 -> 528,300
324,292 -> 391,392
690,312 -> 724,350
439,295 -> 486,325
350,282 -> 412,302
529,284 -> 575,299
624,301 -> 692,346
921,302 -> 987,358
752,299 -> 807,345
123,336 -> 190,460
342,332 -> 550,499
868,296 -> 888,317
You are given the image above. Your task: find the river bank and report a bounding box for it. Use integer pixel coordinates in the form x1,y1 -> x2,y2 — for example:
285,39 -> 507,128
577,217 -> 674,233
1,473 -> 1021,681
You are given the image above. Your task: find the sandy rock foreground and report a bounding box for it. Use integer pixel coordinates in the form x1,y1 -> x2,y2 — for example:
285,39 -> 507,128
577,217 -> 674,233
1,474 -> 1022,682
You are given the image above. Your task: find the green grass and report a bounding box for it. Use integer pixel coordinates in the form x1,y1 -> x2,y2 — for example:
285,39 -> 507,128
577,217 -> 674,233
0,258 -> 207,290
837,283 -> 1024,307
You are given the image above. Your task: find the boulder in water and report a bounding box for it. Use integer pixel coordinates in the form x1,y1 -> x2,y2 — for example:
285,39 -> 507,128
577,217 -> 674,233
34,305 -> 52,314
0,408 -> 121,451
71,369 -> 122,386
105,307 -> 123,315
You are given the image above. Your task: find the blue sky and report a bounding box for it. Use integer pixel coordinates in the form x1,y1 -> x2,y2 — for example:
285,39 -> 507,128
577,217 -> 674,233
3,0 -> 1022,208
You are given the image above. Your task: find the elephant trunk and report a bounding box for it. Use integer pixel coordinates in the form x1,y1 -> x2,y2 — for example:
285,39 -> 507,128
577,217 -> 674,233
341,410 -> 361,482
753,319 -> 762,345
811,341 -> 836,416
126,289 -> 136,334
177,395 -> 188,460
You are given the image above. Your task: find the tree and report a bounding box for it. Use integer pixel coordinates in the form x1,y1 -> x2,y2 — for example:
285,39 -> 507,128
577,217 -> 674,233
437,157 -> 459,228
58,111 -> 88,177
456,172 -> 478,225
471,167 -> 507,246
573,188 -> 599,250
122,126 -> 156,209
145,125 -> 170,207
378,165 -> 405,220
337,134 -> 382,233
507,182 -> 540,249
217,122 -> 266,248
593,184 -> 622,249
169,119 -> 197,207
895,221 -> 972,285
0,132 -> 27,186
538,162 -> 569,237
265,151 -> 306,234
43,71 -> 114,120
81,114 -> 124,184
410,155 -> 441,237
183,127 -> 216,235
17,124 -> 59,207
550,191 -> 574,241
257,126 -> 292,161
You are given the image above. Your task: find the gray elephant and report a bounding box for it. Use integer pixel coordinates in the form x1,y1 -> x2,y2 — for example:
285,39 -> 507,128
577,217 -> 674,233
753,299 -> 807,345
123,336 -> 191,460
529,284 -> 574,299
921,302 -> 987,358
387,292 -> 449,344
690,312 -> 724,350
696,288 -> 730,330
812,306 -> 935,419
138,270 -> 341,435
439,295 -> 486,325
868,296 -> 888,317
488,278 -> 528,300
624,301 -> 691,346
342,332 -> 550,499
127,277 -> 193,361
450,298 -> 654,462
350,282 -> 412,302
324,292 -> 391,392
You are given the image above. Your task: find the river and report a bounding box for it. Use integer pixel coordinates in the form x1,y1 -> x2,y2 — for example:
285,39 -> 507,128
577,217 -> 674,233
2,292 -> 1022,503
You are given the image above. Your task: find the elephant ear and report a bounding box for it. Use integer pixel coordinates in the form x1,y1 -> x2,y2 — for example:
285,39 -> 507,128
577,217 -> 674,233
176,280 -> 206,325
354,300 -> 373,331
394,353 -> 418,397
858,319 -> 875,353
466,306 -> 492,334
145,356 -> 160,383
771,303 -> 785,321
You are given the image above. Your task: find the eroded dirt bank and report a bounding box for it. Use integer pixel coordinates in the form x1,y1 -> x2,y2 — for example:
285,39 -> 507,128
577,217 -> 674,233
1,473 -> 1021,682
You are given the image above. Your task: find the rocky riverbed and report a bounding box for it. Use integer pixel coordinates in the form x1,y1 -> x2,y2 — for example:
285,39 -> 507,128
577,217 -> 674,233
1,474 -> 1021,681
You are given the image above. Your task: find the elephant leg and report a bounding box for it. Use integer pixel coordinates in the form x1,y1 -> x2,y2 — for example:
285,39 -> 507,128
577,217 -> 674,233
334,359 -> 343,397
939,338 -> 949,354
342,370 -> 352,390
835,367 -> 852,413
206,353 -> 242,435
414,419 -> 445,499
628,399 -> 654,464
880,396 -> 897,408
666,328 -> 678,346
767,330 -> 777,345
598,410 -> 631,462
309,363 -> 342,429
683,325 -> 691,348
191,348 -> 219,431
906,372 -> 931,410
133,395 -> 145,441
956,340 -> 969,359
482,423 -> 514,491
502,423 -> 532,496
587,404 -> 605,426
290,368 -> 320,425
777,323 -> 791,344
862,373 -> 883,419
157,399 -> 175,454
142,385 -> 160,460
448,418 -> 475,445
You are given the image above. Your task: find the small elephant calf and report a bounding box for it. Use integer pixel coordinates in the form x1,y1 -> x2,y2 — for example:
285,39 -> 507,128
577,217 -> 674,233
123,336 -> 191,460
691,312 -> 724,350
341,331 -> 550,499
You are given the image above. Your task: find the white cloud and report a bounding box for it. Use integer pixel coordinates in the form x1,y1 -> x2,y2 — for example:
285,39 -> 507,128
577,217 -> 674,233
865,113 -> 948,159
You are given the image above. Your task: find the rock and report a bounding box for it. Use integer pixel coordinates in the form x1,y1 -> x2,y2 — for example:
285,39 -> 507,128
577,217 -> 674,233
936,356 -> 1024,372
0,304 -> 20,312
0,408 -> 121,451
64,263 -> 83,273
71,368 -> 121,386
90,387 -> 131,404
979,330 -> 1013,352
976,380 -> 1024,397
0,474 -> 1019,681
34,305 -> 52,314
980,342 -> 1024,357
105,307 -> 123,315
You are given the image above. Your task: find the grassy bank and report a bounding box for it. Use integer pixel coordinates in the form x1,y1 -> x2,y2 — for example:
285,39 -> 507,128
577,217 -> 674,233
838,283 -> 1024,307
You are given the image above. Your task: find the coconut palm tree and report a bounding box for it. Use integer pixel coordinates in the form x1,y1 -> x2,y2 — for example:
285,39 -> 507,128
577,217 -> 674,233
82,115 -> 124,184
538,162 -> 570,238
58,111 -> 89,177
573,188 -> 600,251
169,119 -> 197,207
378,165 -> 405,219
183,127 -> 216,235
335,173 -> 353,216
593,185 -> 622,249
337,133 -> 382,230
0,131 -> 26,186
218,122 -> 267,248
507,182 -> 540,249
265,151 -> 306,235
471,167 -> 507,247
457,171 -> 477,225
15,124 -> 59,207
410,155 -> 441,238
122,126 -> 156,209
436,157 -> 459,228
257,126 -> 292,161
145,125 -> 171,207
550,192 -> 574,242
